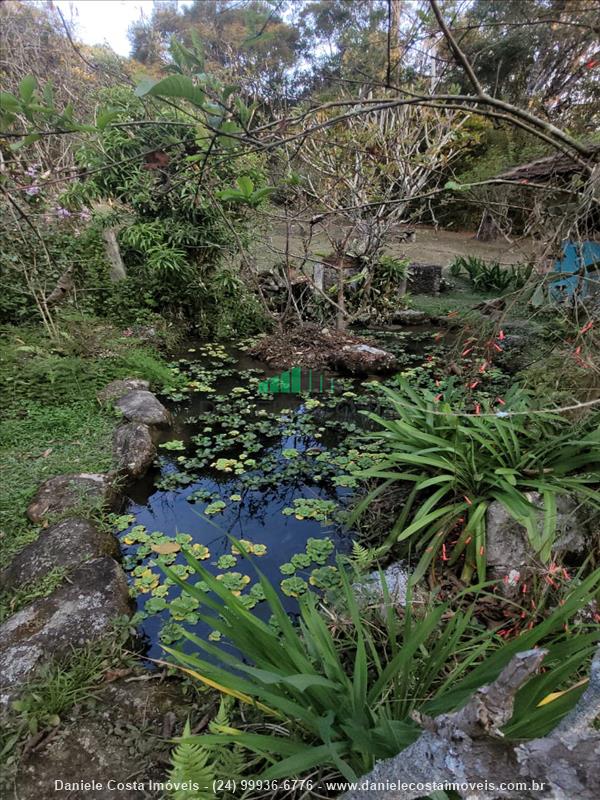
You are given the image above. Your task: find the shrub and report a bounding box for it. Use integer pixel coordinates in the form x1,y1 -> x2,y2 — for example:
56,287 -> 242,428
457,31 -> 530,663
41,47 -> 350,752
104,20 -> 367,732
449,255 -> 532,293
354,382 -> 600,582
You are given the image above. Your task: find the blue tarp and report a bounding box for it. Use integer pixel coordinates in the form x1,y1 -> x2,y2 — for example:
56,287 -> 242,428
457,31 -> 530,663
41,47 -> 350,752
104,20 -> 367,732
550,240 -> 600,300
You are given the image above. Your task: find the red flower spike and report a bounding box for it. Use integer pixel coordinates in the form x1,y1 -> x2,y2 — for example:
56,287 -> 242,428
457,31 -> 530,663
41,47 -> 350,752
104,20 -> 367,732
498,330 -> 505,340
580,321 -> 593,334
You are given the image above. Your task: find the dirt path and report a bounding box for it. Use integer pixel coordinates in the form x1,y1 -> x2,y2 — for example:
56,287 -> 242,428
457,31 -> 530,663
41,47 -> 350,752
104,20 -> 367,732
254,223 -> 537,271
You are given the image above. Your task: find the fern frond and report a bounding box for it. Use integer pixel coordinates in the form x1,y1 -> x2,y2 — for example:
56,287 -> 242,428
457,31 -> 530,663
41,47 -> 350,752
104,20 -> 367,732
350,540 -> 388,569
169,720 -> 215,800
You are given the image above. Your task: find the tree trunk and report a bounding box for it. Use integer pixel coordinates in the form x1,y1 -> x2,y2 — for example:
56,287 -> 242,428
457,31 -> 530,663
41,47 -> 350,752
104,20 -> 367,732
336,260 -> 346,331
476,209 -> 501,241
102,226 -> 127,282
45,268 -> 74,307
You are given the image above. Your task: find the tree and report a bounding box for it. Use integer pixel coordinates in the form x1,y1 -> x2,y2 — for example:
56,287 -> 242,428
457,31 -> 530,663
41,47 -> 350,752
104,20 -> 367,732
298,96 -> 472,327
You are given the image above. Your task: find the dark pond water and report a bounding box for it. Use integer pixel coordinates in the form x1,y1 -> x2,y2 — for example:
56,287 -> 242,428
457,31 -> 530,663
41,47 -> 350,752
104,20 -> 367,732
115,331 -> 442,662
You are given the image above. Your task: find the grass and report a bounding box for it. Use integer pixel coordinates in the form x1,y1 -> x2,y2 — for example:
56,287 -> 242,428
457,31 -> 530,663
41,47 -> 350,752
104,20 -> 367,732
0,315 -> 182,780
409,272 -> 531,319
0,626 -> 138,781
0,316 -> 176,573
0,402 -> 115,568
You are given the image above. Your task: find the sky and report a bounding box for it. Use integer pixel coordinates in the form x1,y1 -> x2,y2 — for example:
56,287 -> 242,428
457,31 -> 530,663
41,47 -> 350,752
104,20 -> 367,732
54,0 -> 193,57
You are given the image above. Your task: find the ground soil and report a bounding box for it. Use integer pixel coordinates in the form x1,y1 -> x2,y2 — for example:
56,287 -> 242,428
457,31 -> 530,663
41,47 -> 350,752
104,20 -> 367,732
253,222 -> 538,271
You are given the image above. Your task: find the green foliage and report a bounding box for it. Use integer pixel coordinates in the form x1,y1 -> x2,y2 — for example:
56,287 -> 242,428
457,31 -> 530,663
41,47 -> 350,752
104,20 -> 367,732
169,720 -> 215,800
168,699 -> 247,800
354,382 -> 600,582
161,547 -> 600,782
449,256 -> 532,293
1,632 -> 135,771
55,83 -> 271,330
0,323 -> 175,568
217,176 -> 274,207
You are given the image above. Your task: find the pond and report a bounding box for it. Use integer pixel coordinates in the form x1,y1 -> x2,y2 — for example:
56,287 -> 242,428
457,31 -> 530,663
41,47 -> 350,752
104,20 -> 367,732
113,331 -> 441,661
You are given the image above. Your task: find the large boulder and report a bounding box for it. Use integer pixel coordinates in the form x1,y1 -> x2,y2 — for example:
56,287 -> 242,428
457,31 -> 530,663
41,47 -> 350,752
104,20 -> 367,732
0,557 -> 132,707
27,473 -> 118,523
113,422 -> 156,479
329,343 -> 398,375
0,519 -> 119,591
97,378 -> 149,404
115,391 -> 171,427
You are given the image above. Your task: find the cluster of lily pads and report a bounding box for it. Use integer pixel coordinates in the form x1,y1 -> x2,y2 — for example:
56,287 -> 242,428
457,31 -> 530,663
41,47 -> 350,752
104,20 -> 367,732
114,336 -> 446,647
278,537 -> 341,597
112,510 -> 343,645
154,365 -> 391,501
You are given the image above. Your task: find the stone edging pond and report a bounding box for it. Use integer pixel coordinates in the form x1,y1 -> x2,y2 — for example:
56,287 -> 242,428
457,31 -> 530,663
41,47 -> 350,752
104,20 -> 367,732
0,379 -> 172,708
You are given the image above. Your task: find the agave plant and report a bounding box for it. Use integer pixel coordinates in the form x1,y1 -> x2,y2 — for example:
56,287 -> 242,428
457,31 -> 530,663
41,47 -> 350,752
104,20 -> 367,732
353,382 -> 600,582
160,548 -> 600,783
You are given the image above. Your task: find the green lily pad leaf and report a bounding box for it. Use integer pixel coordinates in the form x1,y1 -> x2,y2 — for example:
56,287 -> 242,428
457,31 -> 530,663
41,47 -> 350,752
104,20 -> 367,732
280,576 -> 308,597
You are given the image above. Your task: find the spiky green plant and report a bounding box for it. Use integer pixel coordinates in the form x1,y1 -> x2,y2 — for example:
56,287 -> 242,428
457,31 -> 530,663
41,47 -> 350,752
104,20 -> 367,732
353,382 -> 600,582
449,255 -> 532,292
161,547 -> 600,783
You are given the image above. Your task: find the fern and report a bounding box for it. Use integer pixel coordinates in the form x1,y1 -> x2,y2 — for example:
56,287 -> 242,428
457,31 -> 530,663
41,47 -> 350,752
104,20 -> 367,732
169,700 -> 247,800
208,697 -> 233,733
169,720 -> 214,800
350,540 -> 388,571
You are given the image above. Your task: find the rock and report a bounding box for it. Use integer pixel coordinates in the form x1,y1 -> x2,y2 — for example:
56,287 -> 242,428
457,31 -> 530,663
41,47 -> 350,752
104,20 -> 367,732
408,263 -> 442,294
97,378 -> 150,404
0,558 -> 132,707
486,504 -> 533,592
329,343 -> 398,375
354,562 -> 411,607
115,391 -> 172,427
391,309 -> 429,325
0,519 -> 119,591
113,422 -> 156,479
14,679 -> 191,800
27,473 -> 118,523
486,494 -> 592,595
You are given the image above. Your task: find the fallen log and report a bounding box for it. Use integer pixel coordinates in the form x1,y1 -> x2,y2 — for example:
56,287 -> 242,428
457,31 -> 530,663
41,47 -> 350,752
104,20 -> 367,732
342,647 -> 600,800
